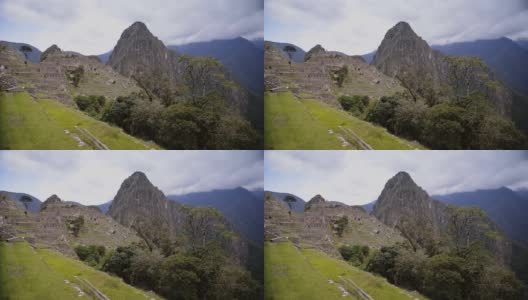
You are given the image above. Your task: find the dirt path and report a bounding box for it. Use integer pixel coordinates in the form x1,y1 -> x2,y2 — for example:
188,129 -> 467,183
75,276 -> 110,300
338,276 -> 374,300
75,126 -> 109,150
338,126 -> 373,150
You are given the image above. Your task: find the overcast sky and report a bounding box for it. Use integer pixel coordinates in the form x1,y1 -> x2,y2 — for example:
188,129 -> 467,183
0,0 -> 263,55
265,0 -> 528,55
0,151 -> 263,205
265,151 -> 528,205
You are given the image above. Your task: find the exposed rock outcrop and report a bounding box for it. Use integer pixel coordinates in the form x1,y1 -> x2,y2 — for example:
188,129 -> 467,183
372,171 -> 512,264
40,44 -> 62,62
304,44 -> 326,61
372,21 -> 513,116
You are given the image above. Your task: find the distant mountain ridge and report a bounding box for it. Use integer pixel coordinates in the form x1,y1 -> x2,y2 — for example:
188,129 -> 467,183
0,191 -> 41,212
0,41 -> 41,63
434,187 -> 528,245
432,37 -> 528,96
168,187 -> 263,243
169,37 -> 264,95
267,41 -> 306,63
266,191 -> 306,212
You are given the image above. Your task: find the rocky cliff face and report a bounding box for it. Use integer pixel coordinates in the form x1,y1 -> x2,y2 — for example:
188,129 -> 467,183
372,21 -> 513,116
373,172 -> 447,236
373,171 -> 511,264
108,172 -> 247,263
108,22 -> 182,82
107,22 -> 252,119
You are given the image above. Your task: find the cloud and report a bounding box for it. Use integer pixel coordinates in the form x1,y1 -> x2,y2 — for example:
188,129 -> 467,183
264,151 -> 528,205
265,0 -> 528,54
0,0 -> 263,54
0,151 -> 263,205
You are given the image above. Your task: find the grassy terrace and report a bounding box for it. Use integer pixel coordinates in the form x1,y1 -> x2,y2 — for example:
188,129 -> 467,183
0,241 -> 162,300
264,91 -> 424,150
265,241 -> 427,300
0,92 -> 158,150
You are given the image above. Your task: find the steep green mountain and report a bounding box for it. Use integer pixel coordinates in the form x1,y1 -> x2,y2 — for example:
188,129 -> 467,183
170,37 -> 264,95
432,37 -> 528,96
434,187 -> 528,245
373,172 -> 511,263
168,187 -> 263,244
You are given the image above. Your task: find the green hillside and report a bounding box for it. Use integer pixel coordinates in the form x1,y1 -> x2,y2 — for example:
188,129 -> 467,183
0,92 -> 158,150
0,241 -> 162,300
264,92 -> 424,150
265,241 -> 427,300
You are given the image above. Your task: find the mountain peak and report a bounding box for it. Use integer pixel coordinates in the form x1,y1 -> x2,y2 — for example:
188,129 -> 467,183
40,44 -> 62,62
385,21 -> 418,40
121,21 -> 153,39
305,194 -> 326,211
41,194 -> 62,211
304,44 -> 326,61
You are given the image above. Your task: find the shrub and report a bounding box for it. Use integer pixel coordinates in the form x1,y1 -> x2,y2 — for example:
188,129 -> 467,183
333,216 -> 349,237
66,216 -> 84,237
75,245 -> 106,266
75,95 -> 106,117
339,245 -> 369,266
67,65 -> 84,87
338,95 -> 369,115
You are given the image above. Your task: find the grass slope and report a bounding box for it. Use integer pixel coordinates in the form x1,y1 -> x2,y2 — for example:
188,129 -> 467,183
0,92 -> 158,150
0,241 -> 161,300
265,242 -> 427,300
265,92 -> 424,150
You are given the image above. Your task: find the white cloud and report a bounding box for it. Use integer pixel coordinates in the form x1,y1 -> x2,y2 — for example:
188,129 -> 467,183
0,151 -> 263,205
264,151 -> 528,205
0,0 -> 263,55
264,0 -> 528,54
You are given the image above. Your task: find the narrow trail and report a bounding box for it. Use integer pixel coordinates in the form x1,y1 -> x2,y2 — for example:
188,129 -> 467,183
75,276 -> 110,300
338,276 -> 374,300
338,126 -> 373,150
75,126 -> 109,150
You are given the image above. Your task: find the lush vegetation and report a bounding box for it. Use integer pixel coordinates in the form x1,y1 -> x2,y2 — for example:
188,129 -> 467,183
74,95 -> 106,117
366,56 -> 527,149
361,206 -> 526,300
264,91 -> 423,149
0,92 -> 156,149
72,207 -> 262,299
0,241 -> 161,300
92,56 -> 261,149
265,241 -> 427,300
338,95 -> 369,115
333,216 -> 348,237
339,245 -> 369,266
66,66 -> 84,87
66,216 -> 84,237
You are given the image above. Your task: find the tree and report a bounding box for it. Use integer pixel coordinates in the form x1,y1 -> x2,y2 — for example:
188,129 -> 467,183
338,95 -> 369,115
67,66 -> 84,87
159,252 -> 202,299
333,216 -> 348,237
339,245 -> 369,266
179,55 -> 224,106
19,194 -> 33,210
283,45 -> 297,60
445,56 -> 489,100
422,104 -> 466,149
445,206 -> 487,250
19,45 -> 33,60
182,207 -> 228,251
332,66 -> 348,87
422,254 -> 466,300
283,195 -> 297,210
